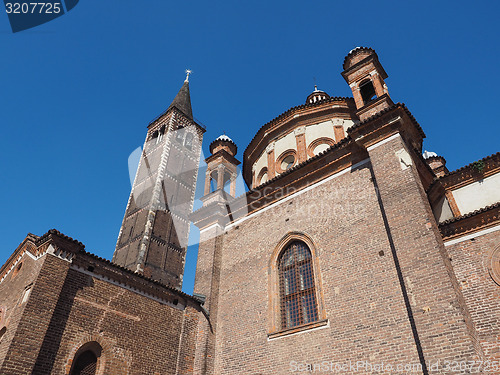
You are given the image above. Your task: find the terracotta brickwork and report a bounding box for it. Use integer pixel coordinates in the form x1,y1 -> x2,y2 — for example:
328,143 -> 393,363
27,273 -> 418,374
1,47 -> 499,375
0,237 -> 42,371
192,136 -> 485,374
113,86 -> 205,288
445,230 -> 500,361
366,135 -> 481,365
0,232 -> 201,375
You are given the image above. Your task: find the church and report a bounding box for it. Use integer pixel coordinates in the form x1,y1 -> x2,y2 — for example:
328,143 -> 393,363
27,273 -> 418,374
0,47 -> 499,374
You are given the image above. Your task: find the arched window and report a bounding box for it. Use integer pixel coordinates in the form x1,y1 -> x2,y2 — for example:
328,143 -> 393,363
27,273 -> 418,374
278,241 -> 318,329
184,133 -> 194,150
69,342 -> 103,375
257,167 -> 268,186
157,125 -> 166,143
222,171 -> 231,194
151,130 -> 159,142
175,127 -> 185,143
359,79 -> 376,105
209,170 -> 218,192
71,350 -> 97,375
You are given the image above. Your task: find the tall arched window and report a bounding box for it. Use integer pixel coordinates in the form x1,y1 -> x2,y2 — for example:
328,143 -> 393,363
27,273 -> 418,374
278,241 -> 318,329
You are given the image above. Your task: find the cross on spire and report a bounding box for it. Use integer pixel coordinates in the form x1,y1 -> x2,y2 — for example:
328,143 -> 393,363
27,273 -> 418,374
185,69 -> 192,83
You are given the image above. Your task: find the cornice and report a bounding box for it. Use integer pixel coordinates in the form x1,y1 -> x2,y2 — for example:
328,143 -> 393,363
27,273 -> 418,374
428,152 -> 500,193
439,203 -> 500,240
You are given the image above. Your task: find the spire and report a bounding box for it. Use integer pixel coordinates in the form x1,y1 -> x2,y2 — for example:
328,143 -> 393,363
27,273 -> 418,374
169,73 -> 193,119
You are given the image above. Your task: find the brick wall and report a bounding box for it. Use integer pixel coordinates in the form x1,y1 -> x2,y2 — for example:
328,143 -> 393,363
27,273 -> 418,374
367,135 -> 481,366
192,133 -> 490,374
196,160 -> 429,374
0,247 -> 199,375
0,239 -> 43,370
445,229 -> 500,361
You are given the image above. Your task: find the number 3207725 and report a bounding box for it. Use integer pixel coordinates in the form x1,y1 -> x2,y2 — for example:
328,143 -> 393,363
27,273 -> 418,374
5,3 -> 62,14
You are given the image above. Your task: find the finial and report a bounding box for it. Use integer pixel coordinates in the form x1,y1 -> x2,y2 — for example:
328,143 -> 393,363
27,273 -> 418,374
313,77 -> 318,91
185,69 -> 192,83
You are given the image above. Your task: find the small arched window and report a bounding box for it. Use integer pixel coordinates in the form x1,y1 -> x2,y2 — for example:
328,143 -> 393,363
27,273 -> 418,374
175,127 -> 185,143
184,133 -> 194,150
157,125 -> 166,143
278,241 -> 318,329
359,79 -> 377,105
71,350 -> 97,375
69,342 -> 102,375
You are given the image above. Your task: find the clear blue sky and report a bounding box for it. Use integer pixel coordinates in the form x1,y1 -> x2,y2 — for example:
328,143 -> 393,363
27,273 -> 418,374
1,1 -> 499,294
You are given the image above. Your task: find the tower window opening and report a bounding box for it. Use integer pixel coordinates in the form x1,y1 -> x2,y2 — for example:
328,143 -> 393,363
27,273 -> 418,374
184,133 -> 194,150
223,171 -> 231,194
175,127 -> 185,143
158,125 -> 166,143
20,285 -> 32,305
360,80 -> 377,105
209,171 -> 218,193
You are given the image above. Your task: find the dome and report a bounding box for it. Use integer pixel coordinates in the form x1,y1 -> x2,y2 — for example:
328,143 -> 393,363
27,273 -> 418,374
306,85 -> 330,104
423,150 -> 438,159
215,134 -> 233,142
209,134 -> 237,156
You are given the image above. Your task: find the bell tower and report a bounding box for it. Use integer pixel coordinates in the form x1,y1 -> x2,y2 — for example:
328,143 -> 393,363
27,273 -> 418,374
341,47 -> 393,121
113,72 -> 205,288
204,135 -> 239,197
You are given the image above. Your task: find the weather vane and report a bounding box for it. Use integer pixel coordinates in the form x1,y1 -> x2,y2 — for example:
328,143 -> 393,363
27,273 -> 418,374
185,69 -> 192,82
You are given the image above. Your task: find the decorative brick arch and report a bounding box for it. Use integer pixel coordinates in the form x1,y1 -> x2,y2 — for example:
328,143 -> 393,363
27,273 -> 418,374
487,244 -> 500,286
275,149 -> 297,174
267,232 -> 327,337
256,167 -> 268,186
65,335 -> 121,375
306,137 -> 335,158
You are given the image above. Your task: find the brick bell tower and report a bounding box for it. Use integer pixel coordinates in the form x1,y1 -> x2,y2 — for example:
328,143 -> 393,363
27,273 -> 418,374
113,72 -> 205,288
341,47 -> 393,121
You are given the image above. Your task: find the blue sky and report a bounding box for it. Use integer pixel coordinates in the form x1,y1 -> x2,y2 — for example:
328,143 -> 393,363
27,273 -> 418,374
1,1 -> 499,294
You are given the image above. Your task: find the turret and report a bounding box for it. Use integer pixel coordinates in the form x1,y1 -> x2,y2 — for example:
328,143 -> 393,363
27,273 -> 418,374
341,47 -> 393,121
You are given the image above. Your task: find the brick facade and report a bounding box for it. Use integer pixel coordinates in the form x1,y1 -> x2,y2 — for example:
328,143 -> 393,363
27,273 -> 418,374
0,48 -> 499,374
0,231 -> 201,375
445,230 -> 500,362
